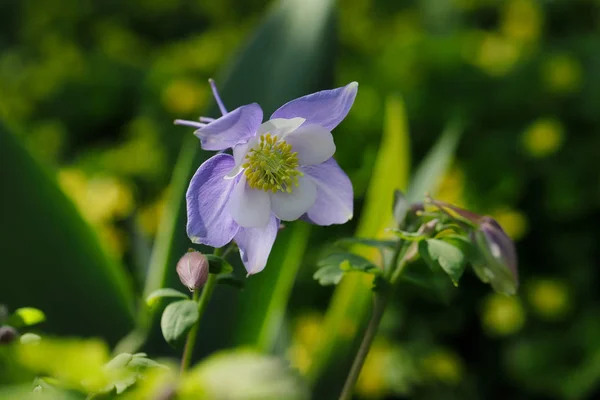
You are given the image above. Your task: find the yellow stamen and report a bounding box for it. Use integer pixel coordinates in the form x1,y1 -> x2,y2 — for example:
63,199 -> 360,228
244,133 -> 302,193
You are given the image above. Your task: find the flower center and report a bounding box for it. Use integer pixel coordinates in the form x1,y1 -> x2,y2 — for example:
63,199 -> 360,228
242,133 -> 302,193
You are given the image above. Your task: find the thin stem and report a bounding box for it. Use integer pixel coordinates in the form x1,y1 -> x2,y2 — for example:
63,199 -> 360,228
338,293 -> 389,400
338,240 -> 410,400
180,247 -> 223,373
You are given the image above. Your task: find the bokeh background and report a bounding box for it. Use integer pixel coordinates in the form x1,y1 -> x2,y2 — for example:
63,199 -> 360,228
1,0 -> 600,399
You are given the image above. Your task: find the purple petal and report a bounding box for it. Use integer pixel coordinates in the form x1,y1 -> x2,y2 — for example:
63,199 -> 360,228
234,215 -> 279,275
301,158 -> 353,225
195,103 -> 263,150
186,154 -> 240,247
270,82 -> 358,131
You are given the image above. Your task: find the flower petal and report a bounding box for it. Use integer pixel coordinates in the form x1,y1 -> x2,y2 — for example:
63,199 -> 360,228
234,215 -> 279,275
257,117 -> 305,138
270,176 -> 317,221
186,154 -> 240,247
228,175 -> 272,228
195,103 -> 263,150
300,158 -> 353,225
270,82 -> 358,131
284,124 -> 335,165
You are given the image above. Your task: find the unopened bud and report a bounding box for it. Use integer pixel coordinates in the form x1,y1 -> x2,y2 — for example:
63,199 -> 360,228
176,251 -> 209,291
0,325 -> 18,345
471,217 -> 519,295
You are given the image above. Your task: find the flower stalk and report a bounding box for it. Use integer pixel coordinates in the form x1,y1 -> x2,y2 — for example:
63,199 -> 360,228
180,247 -> 223,373
338,292 -> 389,400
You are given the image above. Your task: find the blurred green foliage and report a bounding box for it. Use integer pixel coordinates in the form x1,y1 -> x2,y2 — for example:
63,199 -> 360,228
1,0 -> 600,399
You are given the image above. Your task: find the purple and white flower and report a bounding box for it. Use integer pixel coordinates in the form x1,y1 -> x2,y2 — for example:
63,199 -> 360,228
175,80 -> 357,275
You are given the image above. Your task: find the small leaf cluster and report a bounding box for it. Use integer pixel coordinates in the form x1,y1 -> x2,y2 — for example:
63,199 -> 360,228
313,191 -> 519,296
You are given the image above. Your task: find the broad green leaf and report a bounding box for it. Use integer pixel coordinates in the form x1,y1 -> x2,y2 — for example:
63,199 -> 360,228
143,0 -> 337,356
406,119 -> 463,203
145,289 -> 189,308
205,255 -> 234,275
418,239 -> 466,286
307,95 -> 410,382
0,127 -> 134,343
160,300 -> 198,348
8,307 -> 45,328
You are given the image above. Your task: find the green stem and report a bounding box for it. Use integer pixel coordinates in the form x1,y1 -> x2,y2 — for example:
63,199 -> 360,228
338,240 -> 409,400
180,247 -> 223,373
338,292 -> 389,400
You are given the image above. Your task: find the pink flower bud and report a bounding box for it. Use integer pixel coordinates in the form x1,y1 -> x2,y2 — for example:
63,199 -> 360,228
176,251 -> 209,291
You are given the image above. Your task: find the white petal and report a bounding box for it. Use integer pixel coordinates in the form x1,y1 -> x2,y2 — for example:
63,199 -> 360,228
224,140 -> 256,180
270,176 -> 317,221
228,175 -> 272,228
233,138 -> 255,165
284,124 -> 335,165
257,117 -> 305,138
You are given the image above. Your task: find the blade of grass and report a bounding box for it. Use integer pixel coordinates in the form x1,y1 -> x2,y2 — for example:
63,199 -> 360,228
0,127 -> 135,344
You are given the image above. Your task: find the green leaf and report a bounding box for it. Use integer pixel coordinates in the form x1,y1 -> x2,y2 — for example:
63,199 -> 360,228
314,253 -> 380,286
406,118 -> 463,203
335,237 -> 397,250
391,229 -> 430,241
216,274 -> 245,289
418,239 -> 466,286
145,288 -> 189,307
313,266 -> 344,286
7,307 -> 45,328
205,255 -> 234,275
20,333 -> 42,344
0,127 -> 134,344
318,253 -> 380,273
160,300 -> 198,348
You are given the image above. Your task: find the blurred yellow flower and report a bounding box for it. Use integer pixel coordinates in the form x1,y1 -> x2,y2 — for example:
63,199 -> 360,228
501,0 -> 542,45
162,79 -> 208,115
481,293 -> 526,336
521,118 -> 565,158
288,313 -> 323,374
421,348 -> 464,385
137,190 -> 169,237
356,338 -> 391,398
58,169 -> 134,257
470,31 -> 520,76
490,207 -> 528,240
527,278 -> 571,320
542,54 -> 583,94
